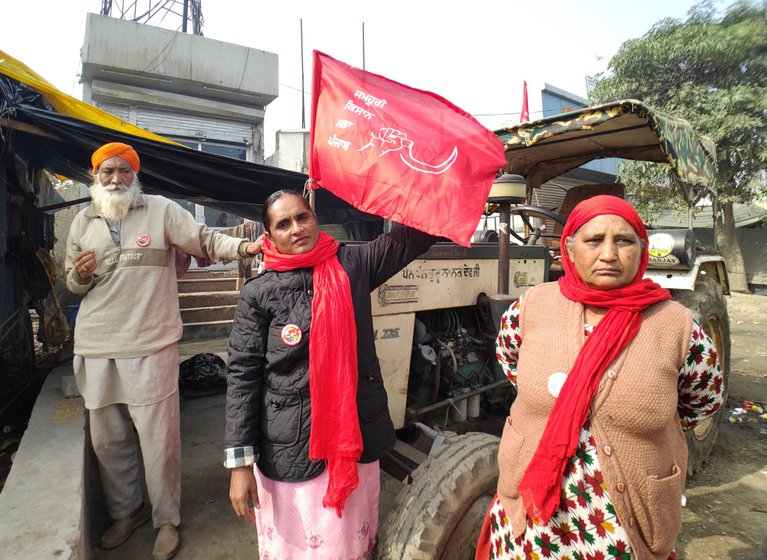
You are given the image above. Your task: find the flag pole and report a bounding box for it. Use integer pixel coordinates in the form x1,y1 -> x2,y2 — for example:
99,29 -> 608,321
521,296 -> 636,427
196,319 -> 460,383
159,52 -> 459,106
520,80 -> 529,123
300,18 -> 306,130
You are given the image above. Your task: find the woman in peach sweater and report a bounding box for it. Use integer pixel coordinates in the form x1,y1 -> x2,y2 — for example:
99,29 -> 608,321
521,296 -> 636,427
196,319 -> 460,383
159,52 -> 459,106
476,196 -> 724,560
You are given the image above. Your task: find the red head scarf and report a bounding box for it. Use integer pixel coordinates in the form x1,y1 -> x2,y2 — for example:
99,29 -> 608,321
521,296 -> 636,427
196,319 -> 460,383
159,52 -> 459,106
261,231 -> 362,516
91,142 -> 141,174
517,195 -> 670,525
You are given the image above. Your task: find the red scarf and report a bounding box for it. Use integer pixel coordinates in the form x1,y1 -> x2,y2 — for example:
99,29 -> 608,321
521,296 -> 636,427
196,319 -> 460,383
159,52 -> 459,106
517,195 -> 670,525
262,232 -> 363,516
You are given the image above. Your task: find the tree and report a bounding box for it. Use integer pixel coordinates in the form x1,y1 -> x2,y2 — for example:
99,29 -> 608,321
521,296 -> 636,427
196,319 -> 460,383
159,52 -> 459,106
592,0 -> 767,292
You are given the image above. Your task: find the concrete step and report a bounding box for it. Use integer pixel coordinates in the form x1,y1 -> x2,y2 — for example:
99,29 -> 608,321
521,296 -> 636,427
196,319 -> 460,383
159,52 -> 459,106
179,291 -> 239,309
178,337 -> 229,362
180,268 -> 238,279
180,305 -> 236,324
181,320 -> 234,341
177,277 -> 238,293
178,269 -> 240,341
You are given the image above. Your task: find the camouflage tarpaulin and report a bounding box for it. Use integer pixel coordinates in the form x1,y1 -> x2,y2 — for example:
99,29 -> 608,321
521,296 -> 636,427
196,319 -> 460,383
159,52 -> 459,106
495,99 -> 717,189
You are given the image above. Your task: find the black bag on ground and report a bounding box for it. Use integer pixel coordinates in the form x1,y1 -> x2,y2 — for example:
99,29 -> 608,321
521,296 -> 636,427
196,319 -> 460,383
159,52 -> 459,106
178,353 -> 227,397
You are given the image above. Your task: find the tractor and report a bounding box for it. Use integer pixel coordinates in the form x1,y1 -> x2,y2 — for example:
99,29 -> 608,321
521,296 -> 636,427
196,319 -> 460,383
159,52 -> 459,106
367,100 -> 729,559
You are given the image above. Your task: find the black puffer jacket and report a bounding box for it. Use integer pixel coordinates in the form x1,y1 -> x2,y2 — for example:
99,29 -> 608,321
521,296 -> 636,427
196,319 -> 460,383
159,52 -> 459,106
225,226 -> 437,482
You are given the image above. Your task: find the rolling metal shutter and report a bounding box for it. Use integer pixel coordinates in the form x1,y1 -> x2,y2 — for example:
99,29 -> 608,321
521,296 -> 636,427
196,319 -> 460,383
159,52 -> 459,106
96,102 -> 254,144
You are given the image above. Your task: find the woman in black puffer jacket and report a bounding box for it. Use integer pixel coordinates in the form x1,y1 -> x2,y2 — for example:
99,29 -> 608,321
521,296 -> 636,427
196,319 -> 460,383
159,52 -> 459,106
224,190 -> 437,558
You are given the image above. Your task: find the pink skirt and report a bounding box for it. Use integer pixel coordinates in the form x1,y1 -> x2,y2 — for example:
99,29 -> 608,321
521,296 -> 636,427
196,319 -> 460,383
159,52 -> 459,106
254,461 -> 380,560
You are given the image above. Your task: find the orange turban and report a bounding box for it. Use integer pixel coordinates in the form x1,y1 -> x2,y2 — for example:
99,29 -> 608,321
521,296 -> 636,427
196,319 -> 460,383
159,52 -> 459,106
91,142 -> 140,174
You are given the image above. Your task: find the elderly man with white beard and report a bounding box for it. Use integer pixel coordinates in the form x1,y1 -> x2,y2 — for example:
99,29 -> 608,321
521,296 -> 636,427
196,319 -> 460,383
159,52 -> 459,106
66,142 -> 261,560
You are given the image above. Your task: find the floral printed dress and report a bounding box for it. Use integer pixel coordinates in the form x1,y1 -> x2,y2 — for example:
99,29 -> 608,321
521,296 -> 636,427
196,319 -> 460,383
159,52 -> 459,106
485,298 -> 724,560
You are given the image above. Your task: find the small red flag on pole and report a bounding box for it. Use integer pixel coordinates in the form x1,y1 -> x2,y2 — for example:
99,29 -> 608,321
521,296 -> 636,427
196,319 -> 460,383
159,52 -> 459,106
520,80 -> 529,123
309,51 -> 506,247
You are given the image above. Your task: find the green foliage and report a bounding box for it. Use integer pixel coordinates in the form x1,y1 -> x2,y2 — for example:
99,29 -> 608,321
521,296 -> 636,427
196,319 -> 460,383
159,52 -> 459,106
618,161 -> 691,223
592,0 -> 767,209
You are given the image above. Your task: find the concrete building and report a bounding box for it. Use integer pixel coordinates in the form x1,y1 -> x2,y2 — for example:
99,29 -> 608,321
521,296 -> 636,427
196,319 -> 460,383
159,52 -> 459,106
80,13 -> 279,227
265,129 -> 310,174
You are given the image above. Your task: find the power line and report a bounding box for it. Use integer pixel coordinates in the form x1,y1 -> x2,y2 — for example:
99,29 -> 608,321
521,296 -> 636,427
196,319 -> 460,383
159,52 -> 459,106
474,110 -> 543,117
276,81 -> 548,125
277,83 -> 544,119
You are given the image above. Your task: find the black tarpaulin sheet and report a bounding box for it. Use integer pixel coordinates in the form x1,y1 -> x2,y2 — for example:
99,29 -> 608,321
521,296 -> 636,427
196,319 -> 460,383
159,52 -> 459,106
9,105 -> 370,223
0,58 -> 373,224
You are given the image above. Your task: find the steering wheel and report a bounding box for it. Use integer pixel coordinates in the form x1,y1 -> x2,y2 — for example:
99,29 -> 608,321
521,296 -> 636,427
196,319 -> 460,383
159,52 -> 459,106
507,206 -> 566,246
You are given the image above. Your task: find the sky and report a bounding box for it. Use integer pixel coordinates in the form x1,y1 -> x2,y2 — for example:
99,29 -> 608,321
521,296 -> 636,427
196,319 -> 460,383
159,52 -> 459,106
3,0 -> 723,156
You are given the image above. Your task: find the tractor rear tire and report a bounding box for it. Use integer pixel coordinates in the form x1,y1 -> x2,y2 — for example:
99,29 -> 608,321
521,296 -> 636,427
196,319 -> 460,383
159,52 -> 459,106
672,277 -> 731,476
378,432 -> 499,560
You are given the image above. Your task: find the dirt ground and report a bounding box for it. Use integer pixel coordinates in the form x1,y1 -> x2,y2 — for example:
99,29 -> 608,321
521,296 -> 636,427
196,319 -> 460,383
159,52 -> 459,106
676,292 -> 767,560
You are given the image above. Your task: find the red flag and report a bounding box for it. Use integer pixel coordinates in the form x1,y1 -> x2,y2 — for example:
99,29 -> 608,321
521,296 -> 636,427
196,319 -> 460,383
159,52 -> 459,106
309,51 -> 506,247
520,80 -> 529,123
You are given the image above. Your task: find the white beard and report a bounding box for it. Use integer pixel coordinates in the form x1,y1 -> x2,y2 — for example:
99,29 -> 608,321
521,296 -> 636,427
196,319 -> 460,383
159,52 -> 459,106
90,177 -> 142,223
